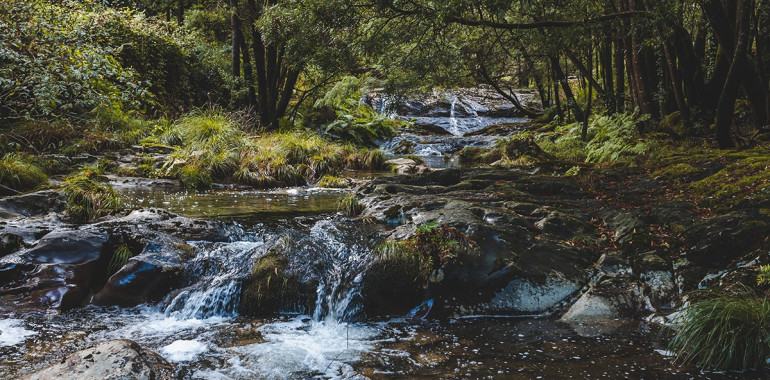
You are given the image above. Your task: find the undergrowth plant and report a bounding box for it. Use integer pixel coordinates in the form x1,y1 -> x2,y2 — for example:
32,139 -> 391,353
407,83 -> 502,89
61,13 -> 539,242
0,153 -> 48,193
62,168 -> 120,222
161,109 -> 388,189
107,244 -> 133,277
376,222 -> 480,287
669,289 -> 770,371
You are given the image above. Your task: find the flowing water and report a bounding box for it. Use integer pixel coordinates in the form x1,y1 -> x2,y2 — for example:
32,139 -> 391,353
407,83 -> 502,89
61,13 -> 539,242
1,187 -> 764,379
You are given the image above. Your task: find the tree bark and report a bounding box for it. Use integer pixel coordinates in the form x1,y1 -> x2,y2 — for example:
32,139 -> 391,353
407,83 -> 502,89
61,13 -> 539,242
715,0 -> 751,148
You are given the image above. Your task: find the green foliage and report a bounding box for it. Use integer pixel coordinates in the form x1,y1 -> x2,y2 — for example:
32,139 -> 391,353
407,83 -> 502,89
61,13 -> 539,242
316,175 -> 349,188
0,153 -> 48,193
583,113 -> 653,163
107,244 -> 133,277
338,194 -> 365,216
178,165 -> 214,190
535,112 -> 653,164
0,0 -> 150,120
669,291 -> 770,370
162,109 -> 388,188
315,76 -> 402,147
376,223 -> 480,287
758,265 -> 770,286
62,170 -> 120,222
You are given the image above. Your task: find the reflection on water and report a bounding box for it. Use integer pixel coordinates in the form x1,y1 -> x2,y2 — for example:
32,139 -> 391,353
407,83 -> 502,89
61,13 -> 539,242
117,187 -> 347,221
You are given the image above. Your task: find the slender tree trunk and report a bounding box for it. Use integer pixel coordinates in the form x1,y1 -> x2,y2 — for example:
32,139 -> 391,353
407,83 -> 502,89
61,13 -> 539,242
663,41 -> 692,136
551,56 -> 585,123
230,0 -> 242,79
552,63 -> 564,123
715,0 -> 752,148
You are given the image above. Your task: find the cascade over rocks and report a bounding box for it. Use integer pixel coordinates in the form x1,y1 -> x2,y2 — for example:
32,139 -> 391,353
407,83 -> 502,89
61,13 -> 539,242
0,195 -> 229,314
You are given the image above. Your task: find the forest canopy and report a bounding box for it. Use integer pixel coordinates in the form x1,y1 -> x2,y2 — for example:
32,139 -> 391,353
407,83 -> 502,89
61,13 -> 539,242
0,0 -> 768,148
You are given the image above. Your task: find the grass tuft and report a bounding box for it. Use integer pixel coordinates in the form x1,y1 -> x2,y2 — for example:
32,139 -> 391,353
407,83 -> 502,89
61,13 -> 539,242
669,290 -> 770,370
0,153 -> 48,193
62,170 -> 120,222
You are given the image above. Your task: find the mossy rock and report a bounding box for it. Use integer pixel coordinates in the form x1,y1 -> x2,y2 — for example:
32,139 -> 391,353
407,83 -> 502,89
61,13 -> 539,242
239,238 -> 316,316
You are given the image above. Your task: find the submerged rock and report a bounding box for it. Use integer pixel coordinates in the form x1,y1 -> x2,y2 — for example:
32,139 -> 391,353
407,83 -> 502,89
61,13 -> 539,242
22,339 -> 175,380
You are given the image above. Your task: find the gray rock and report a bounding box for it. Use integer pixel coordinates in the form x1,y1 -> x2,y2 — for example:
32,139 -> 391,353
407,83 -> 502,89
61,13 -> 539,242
560,278 -> 648,322
23,339 -> 175,380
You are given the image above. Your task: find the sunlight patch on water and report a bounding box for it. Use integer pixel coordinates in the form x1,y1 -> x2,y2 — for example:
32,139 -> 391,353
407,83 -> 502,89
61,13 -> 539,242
0,319 -> 36,347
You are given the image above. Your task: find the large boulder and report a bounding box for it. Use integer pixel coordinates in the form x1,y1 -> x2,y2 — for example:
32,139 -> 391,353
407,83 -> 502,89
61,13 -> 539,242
0,228 -> 109,314
22,339 -> 175,380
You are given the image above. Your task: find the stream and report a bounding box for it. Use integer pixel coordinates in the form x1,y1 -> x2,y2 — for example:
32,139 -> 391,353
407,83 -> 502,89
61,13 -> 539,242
0,101 -> 764,379
0,186 -> 753,379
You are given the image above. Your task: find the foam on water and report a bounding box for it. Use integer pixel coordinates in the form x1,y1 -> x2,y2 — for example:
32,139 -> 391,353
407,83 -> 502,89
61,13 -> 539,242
196,316 -> 378,380
0,319 -> 36,347
161,339 -> 209,362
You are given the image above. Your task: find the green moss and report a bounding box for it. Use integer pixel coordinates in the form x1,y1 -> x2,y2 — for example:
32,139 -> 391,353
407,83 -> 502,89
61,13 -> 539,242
316,175 -> 349,188
653,163 -> 701,181
375,223 -> 480,288
0,153 -> 48,193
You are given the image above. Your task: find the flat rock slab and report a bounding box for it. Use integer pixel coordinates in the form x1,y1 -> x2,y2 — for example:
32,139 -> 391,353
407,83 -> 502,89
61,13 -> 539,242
23,339 -> 175,380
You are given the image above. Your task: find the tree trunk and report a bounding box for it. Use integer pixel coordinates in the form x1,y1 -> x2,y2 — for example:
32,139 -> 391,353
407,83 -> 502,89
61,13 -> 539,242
230,0 -> 242,79
715,0 -> 752,148
551,56 -> 585,123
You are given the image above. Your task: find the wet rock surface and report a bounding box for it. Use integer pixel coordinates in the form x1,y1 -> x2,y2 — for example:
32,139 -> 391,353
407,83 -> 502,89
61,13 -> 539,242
22,339 -> 175,380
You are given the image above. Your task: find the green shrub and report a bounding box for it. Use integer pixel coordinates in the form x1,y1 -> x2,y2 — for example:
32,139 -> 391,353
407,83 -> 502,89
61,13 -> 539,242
0,1 -> 150,120
178,165 -> 213,190
316,175 -> 349,188
314,76 -> 403,147
669,292 -> 770,370
62,172 -> 120,222
0,153 -> 48,193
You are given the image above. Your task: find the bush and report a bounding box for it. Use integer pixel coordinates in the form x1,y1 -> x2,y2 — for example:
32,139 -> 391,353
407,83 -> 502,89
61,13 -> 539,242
669,291 -> 770,370
62,171 -> 120,222
338,194 -> 365,216
0,153 -> 48,193
314,76 -> 403,147
534,112 -> 653,164
0,0 -> 150,120
316,175 -> 349,188
162,110 -> 390,188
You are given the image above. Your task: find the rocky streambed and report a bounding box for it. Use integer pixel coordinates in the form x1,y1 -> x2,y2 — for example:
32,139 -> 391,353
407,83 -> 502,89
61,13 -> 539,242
2,94 -> 770,378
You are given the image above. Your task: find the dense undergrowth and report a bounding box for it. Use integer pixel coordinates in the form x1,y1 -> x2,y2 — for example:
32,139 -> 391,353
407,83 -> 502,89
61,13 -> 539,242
158,109 -> 388,189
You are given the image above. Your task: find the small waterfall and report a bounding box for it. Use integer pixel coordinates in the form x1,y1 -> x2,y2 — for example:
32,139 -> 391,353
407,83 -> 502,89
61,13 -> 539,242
307,220 -> 372,323
448,96 -> 461,136
162,238 -> 264,320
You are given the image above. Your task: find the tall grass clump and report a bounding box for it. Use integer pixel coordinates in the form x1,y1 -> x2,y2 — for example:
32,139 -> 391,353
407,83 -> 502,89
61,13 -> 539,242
0,153 -> 48,193
669,291 -> 770,371
162,109 -> 246,182
375,222 -> 480,287
62,170 -> 120,222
